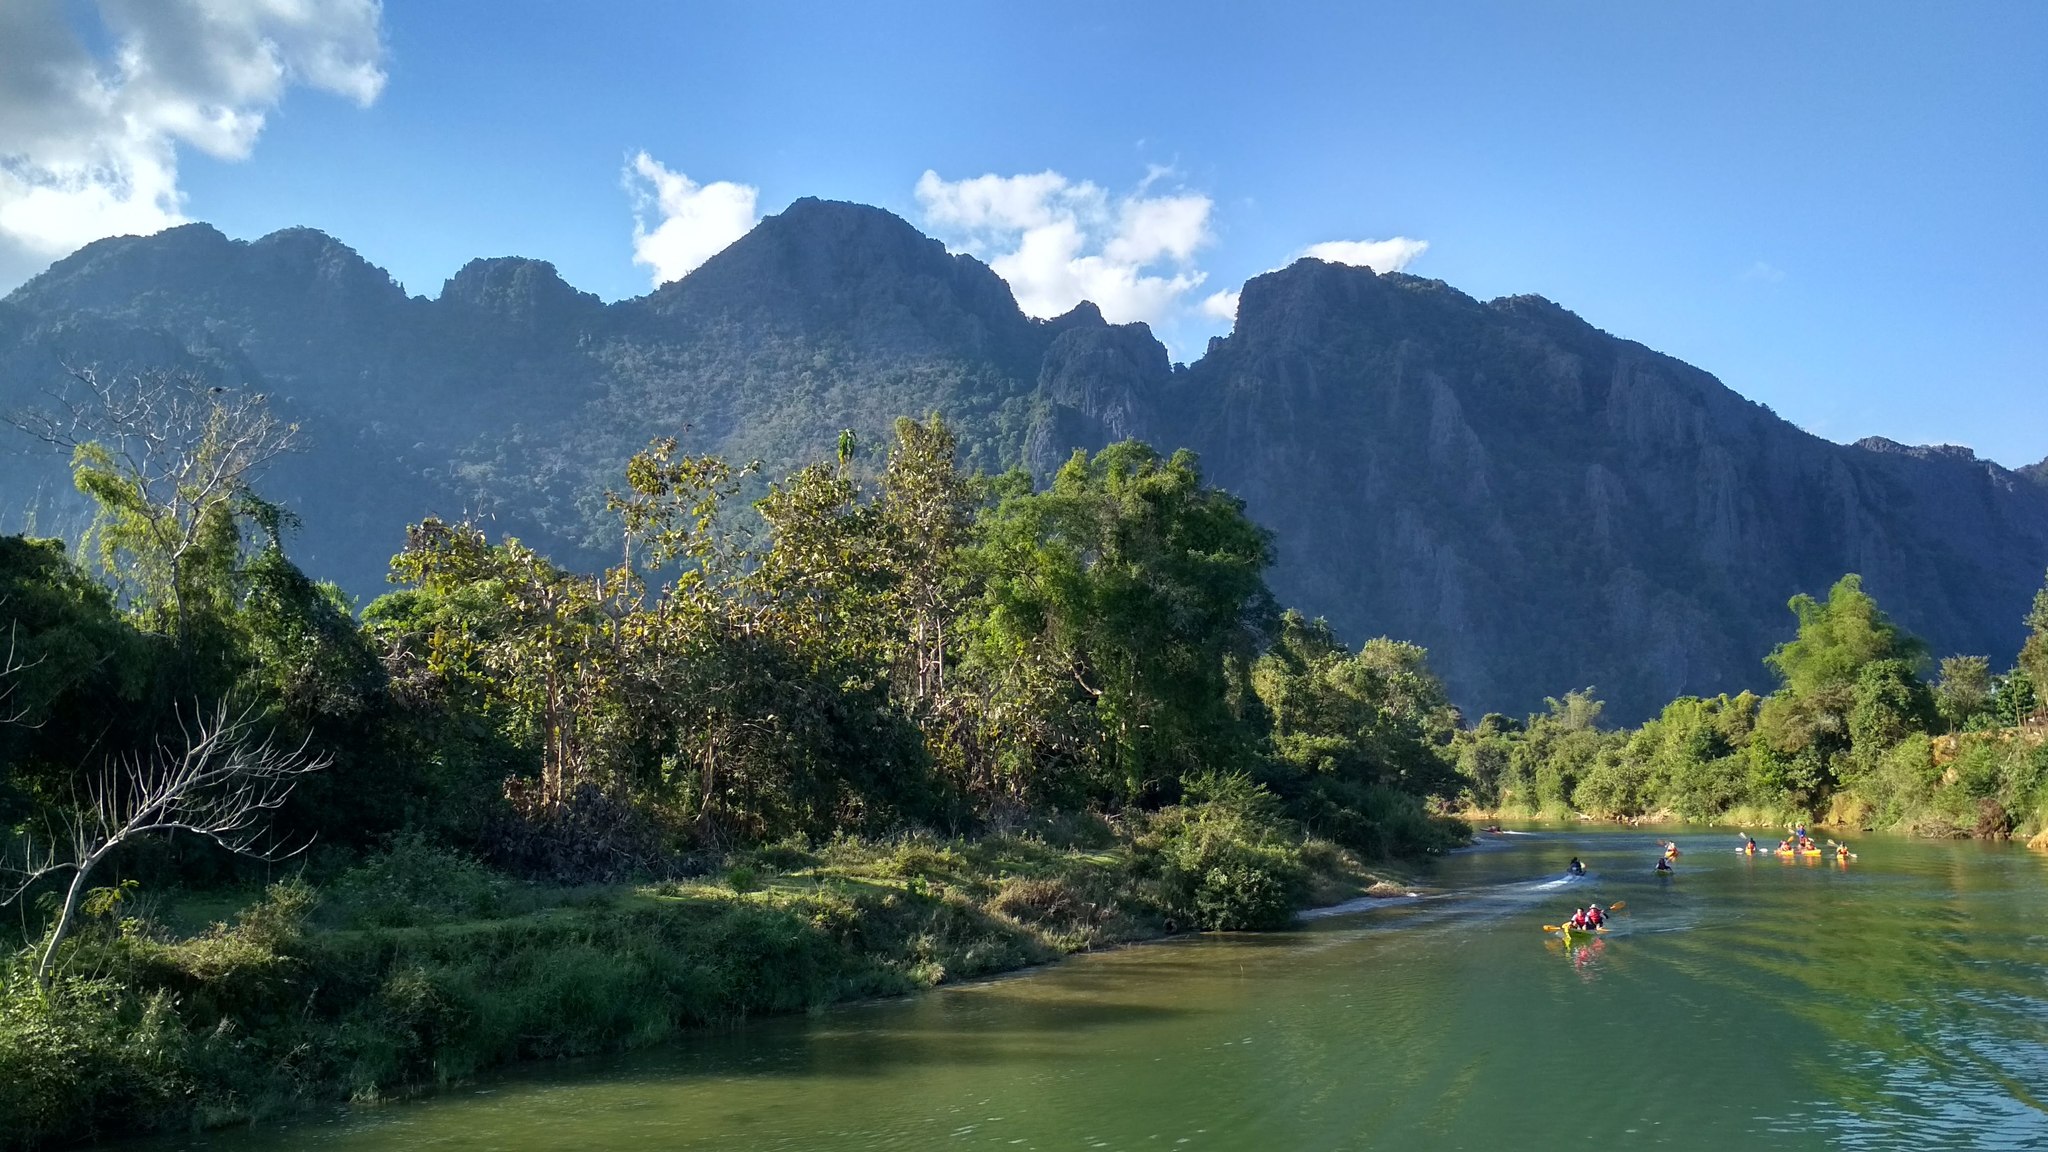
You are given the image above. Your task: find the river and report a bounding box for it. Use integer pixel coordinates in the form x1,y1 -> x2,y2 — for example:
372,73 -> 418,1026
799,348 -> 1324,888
139,828 -> 2048,1150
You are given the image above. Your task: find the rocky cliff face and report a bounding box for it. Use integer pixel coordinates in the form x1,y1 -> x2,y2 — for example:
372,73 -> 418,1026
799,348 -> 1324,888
1023,303 -> 1174,476
1138,262 -> 2048,717
3,205 -> 2042,719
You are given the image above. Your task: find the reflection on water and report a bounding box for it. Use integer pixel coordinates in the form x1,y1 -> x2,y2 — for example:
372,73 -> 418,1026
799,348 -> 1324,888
135,830 -> 2048,1151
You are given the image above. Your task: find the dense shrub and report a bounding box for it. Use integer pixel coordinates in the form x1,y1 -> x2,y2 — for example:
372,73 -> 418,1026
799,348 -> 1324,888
1143,794 -> 1309,932
324,835 -> 506,927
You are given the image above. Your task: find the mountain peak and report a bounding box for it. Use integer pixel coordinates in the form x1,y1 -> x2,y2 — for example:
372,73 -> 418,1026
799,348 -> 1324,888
244,227 -> 401,296
775,195 -> 923,231
703,197 -> 960,287
439,257 -> 598,326
1048,300 -> 1107,329
4,222 -> 235,310
9,221 -> 408,320
1488,292 -> 1596,332
1855,436 -> 1981,465
631,196 -> 1035,363
1223,257 -> 1488,353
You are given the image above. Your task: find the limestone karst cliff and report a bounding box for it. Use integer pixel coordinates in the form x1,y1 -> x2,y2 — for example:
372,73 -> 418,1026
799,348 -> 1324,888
4,199 -> 2042,718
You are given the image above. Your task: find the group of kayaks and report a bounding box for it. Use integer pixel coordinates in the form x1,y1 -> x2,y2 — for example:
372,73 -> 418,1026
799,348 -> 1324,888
1736,829 -> 1856,860
1544,828 -> 1859,940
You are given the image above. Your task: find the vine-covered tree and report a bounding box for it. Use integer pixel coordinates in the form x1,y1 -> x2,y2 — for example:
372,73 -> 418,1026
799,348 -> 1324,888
13,370 -> 301,654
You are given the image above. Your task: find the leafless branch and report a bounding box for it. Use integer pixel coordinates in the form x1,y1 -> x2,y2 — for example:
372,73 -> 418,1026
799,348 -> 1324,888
1,700 -> 330,986
0,615 -> 39,726
8,367 -> 302,634
13,367 -> 295,483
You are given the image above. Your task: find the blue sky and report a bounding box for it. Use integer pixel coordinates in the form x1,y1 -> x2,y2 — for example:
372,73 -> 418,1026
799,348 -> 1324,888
4,1 -> 2043,466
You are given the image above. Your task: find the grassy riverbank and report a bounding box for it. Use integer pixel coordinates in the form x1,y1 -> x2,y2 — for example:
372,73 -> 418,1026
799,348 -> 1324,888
0,802 -> 1432,1149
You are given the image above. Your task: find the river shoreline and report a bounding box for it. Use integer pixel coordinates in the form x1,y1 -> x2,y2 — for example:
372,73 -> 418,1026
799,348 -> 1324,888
94,830 -> 2048,1152
2,819 -> 1435,1151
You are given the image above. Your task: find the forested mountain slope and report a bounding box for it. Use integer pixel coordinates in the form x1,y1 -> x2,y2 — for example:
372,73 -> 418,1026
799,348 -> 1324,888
3,199 -> 2042,718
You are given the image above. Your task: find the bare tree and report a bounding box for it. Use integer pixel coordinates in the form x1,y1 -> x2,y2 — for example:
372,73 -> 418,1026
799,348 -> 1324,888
2,702 -> 329,987
0,618 -> 34,726
9,368 -> 301,637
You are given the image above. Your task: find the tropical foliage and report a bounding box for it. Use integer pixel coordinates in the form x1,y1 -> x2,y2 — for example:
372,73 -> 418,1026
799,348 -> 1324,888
0,391 -> 1471,1145
1457,573 -> 2048,836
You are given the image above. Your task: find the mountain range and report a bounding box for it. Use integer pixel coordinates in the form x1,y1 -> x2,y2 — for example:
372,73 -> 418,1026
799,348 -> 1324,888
3,197 -> 2044,720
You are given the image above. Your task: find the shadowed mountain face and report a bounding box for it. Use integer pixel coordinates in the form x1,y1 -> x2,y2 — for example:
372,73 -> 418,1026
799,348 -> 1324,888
3,200 -> 2043,719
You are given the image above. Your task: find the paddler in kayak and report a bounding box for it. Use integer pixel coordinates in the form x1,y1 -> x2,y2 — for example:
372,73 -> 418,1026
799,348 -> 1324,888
1740,835 -> 1758,855
1585,903 -> 1606,929
1661,840 -> 1679,860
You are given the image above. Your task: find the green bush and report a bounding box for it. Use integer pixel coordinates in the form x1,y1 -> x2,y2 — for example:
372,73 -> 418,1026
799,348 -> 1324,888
0,967 -> 189,1148
324,834 -> 507,928
1187,847 -> 1299,931
1146,797 -> 1308,931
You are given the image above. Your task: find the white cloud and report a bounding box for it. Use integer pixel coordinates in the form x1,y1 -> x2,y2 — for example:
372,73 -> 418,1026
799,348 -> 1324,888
1301,236 -> 1430,273
0,0 -> 387,290
1200,289 -> 1240,322
624,152 -> 759,286
913,169 -> 1213,326
1742,260 -> 1786,283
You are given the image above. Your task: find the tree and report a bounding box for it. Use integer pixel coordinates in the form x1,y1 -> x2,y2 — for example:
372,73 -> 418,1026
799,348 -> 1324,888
12,370 -> 301,648
1455,720 -> 1517,810
2019,569 -> 2048,714
1847,658 -> 1936,773
1765,575 -> 1926,698
388,518 -> 606,811
1992,670 -> 2039,729
1253,612 -> 1460,798
967,442 -> 1276,804
3,703 -> 328,987
0,538 -> 158,815
1251,612 -> 1462,848
1934,655 -> 1993,732
1541,689 -> 1606,733
876,415 -> 977,706
0,612 -> 32,726
1754,575 -> 1928,801
1522,691 -> 1614,811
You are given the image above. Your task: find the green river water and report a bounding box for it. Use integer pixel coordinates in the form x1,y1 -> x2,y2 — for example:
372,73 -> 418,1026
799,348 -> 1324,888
140,829 -> 2048,1150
